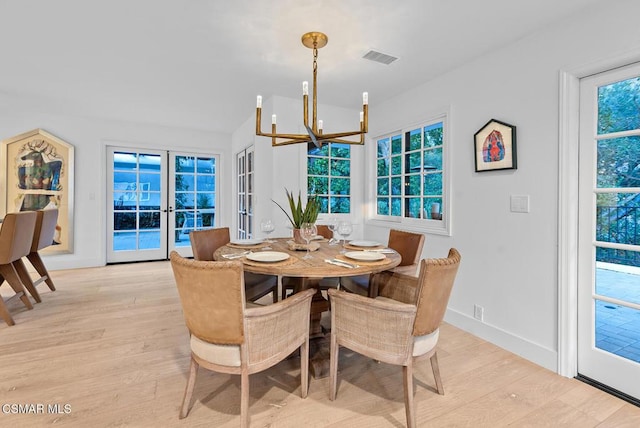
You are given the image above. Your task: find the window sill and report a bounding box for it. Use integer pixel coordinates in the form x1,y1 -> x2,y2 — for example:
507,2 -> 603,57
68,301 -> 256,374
365,217 -> 451,236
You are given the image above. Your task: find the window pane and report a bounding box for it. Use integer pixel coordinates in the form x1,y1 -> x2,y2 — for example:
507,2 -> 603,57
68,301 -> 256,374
138,231 -> 160,249
406,129 -> 421,151
424,122 -> 444,147
197,175 -> 215,191
308,176 -> 329,194
175,174 -> 194,192
114,152 -> 138,171
319,196 -> 329,213
139,173 -> 161,192
176,193 -> 195,209
139,212 -> 160,229
114,212 -> 136,231
196,157 -> 215,174
598,76 -> 640,135
197,210 -> 215,228
391,135 -> 402,154
597,136 -> 640,188
377,178 -> 389,196
330,197 -> 350,213
596,192 -> 640,248
377,158 -> 389,176
391,198 -> 402,216
139,154 -> 161,171
196,193 -> 215,209
405,174 -> 420,196
331,159 -> 350,177
377,138 -> 390,158
423,198 -> 443,220
391,155 -> 402,175
424,173 -> 443,196
424,147 -> 443,171
308,144 -> 329,156
377,198 -> 389,215
391,177 -> 402,195
331,178 -> 350,195
405,198 -> 421,218
406,152 -> 421,173
308,157 -> 329,175
331,143 -> 351,159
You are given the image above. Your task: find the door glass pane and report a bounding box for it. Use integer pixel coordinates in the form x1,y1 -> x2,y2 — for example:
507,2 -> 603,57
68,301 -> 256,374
138,231 -> 160,250
595,300 -> 640,362
597,137 -> 640,188
113,231 -> 136,251
597,76 -> 640,135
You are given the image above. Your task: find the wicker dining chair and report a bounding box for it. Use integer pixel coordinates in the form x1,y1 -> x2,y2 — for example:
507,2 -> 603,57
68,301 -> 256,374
340,229 -> 425,297
0,211 -> 37,326
328,248 -> 461,428
189,227 -> 278,303
170,252 -> 314,427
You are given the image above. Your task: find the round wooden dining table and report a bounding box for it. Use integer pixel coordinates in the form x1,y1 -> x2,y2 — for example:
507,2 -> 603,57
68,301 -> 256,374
213,236 -> 401,377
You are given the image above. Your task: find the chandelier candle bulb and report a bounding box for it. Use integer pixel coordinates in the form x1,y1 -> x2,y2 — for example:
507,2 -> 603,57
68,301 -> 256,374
363,92 -> 368,105
318,120 -> 323,130
360,111 -> 364,122
256,95 -> 262,108
302,81 -> 309,95
272,114 -> 277,125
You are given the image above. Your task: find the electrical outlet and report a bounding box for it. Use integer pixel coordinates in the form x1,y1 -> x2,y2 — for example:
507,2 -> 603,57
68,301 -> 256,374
474,304 -> 484,322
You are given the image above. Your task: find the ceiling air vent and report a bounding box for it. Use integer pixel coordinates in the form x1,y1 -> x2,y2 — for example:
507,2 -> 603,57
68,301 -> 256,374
363,50 -> 398,65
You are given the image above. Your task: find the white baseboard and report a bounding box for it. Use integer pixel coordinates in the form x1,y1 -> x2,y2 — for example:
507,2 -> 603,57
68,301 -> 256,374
445,308 -> 558,373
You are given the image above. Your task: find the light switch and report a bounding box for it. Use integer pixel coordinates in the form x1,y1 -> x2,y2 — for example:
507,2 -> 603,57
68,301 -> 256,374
510,195 -> 530,213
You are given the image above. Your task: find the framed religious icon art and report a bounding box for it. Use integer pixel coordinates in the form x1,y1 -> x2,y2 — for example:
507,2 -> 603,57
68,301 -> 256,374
1,129 -> 74,254
474,119 -> 517,172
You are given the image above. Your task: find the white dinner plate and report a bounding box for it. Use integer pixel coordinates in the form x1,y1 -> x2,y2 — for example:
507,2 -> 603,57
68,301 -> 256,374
349,240 -> 381,247
246,251 -> 290,263
230,239 -> 263,246
343,251 -> 386,262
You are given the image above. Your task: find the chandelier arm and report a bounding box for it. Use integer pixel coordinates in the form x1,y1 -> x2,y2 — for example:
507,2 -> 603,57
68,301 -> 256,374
316,130 -> 366,139
318,137 -> 365,145
312,46 -> 318,133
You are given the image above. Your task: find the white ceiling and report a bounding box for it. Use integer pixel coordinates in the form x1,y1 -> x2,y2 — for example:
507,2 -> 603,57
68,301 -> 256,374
0,0 -> 604,134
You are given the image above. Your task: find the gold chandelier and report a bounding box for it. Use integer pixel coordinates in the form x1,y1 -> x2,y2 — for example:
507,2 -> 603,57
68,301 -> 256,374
255,31 -> 368,148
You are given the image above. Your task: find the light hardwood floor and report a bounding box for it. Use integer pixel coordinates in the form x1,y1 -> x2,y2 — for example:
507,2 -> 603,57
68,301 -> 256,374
1,261 -> 639,427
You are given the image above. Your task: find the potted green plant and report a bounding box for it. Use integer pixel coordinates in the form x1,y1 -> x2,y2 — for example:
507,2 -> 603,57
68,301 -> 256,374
273,189 -> 320,243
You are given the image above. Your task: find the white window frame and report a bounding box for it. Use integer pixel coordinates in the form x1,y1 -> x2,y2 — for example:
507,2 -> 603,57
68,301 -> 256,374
366,112 -> 451,236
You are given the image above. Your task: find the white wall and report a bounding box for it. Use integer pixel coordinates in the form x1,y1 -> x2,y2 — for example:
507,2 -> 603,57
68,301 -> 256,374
0,100 -> 231,270
365,0 -> 640,371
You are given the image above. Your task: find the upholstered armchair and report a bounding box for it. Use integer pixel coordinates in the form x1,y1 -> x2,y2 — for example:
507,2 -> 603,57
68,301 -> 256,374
189,227 -> 277,303
341,229 -> 425,297
170,251 -> 314,427
328,248 -> 461,428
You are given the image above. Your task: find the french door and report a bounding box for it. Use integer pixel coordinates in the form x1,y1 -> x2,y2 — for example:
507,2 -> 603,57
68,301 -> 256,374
107,147 -> 218,263
578,63 -> 640,400
236,147 -> 255,239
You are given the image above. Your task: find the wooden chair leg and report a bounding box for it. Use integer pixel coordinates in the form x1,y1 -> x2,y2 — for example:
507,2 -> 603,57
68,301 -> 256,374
27,252 -> 56,291
13,259 -> 41,303
0,298 -> 15,326
179,356 -> 198,419
430,351 -> 444,395
300,337 -> 309,398
403,363 -> 416,428
0,264 -> 33,310
329,333 -> 339,401
240,370 -> 250,428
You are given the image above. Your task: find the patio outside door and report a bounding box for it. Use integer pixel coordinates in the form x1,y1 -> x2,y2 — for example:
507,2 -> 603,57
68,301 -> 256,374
578,63 -> 640,400
107,147 -> 218,263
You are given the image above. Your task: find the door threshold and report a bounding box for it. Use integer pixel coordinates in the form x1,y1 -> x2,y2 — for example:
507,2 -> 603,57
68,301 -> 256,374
576,374 -> 640,408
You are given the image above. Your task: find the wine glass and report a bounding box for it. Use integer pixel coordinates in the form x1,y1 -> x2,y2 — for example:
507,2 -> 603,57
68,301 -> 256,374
260,219 -> 275,242
327,216 -> 339,245
337,221 -> 353,254
300,222 -> 317,260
